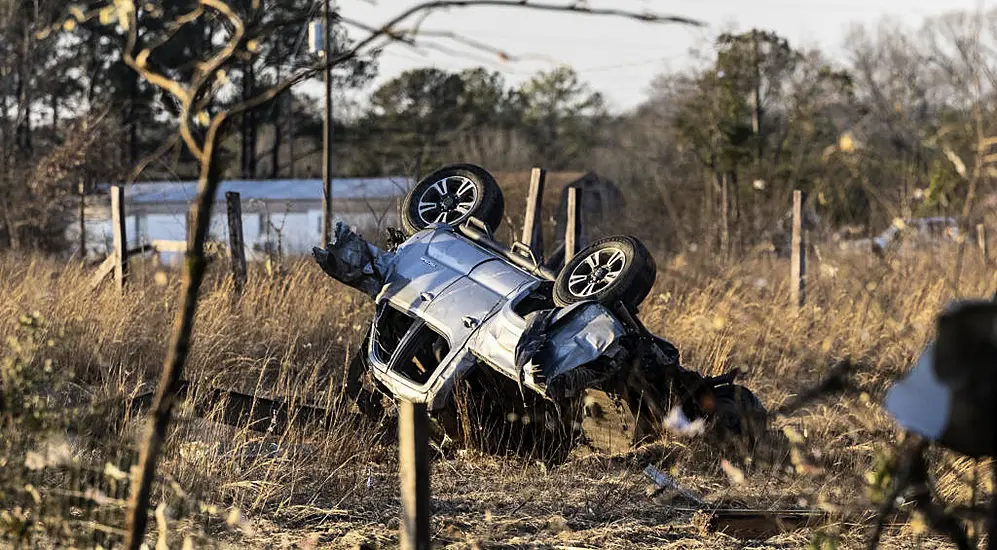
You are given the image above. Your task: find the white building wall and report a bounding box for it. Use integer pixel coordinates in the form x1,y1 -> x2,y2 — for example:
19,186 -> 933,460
80,202 -> 398,264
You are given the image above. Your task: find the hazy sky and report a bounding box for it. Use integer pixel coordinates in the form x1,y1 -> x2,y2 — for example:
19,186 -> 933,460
335,0 -> 987,113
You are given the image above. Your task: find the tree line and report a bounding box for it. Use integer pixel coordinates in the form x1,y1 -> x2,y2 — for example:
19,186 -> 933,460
0,3 -> 994,258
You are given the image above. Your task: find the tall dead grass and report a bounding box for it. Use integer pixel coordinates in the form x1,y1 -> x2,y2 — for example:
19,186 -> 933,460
1,241 -> 994,546
0,255 -> 387,546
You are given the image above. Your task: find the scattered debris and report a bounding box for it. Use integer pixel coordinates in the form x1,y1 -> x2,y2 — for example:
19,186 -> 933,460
664,406 -> 706,437
642,464 -> 704,506
838,217 -> 961,257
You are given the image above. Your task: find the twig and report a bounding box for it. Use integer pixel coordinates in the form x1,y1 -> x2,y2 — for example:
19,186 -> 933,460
122,3 -> 245,548
867,436 -> 928,550
127,134 -> 180,184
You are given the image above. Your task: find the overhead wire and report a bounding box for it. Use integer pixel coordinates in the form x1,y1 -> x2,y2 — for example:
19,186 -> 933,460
335,16 -> 564,76
416,27 -> 693,49
358,18 -> 696,83
335,0 -> 708,81
573,53 -> 685,74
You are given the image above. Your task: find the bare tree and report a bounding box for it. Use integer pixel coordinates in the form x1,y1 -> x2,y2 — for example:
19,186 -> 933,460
916,9 -> 997,295
446,127 -> 536,170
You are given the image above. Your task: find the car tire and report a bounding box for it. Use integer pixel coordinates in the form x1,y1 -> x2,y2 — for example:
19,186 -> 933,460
401,163 -> 505,235
553,235 -> 656,311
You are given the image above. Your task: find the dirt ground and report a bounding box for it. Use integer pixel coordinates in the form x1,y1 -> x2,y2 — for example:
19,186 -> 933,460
201,443 -> 960,549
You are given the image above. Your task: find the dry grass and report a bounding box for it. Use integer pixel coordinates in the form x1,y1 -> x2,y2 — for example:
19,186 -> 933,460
1,240 -> 995,548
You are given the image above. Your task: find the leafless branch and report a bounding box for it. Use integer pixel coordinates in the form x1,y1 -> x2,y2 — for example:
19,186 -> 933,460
127,133 -> 180,184
409,29 -> 561,64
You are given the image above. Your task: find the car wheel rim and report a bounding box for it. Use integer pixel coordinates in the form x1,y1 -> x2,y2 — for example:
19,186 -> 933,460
566,247 -> 626,298
416,176 -> 478,225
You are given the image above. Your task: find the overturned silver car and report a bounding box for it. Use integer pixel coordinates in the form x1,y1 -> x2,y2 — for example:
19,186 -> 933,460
314,164 -> 765,460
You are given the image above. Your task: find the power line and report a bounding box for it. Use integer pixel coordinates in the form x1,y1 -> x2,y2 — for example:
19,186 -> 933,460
574,54 -> 683,74
380,47 -> 683,80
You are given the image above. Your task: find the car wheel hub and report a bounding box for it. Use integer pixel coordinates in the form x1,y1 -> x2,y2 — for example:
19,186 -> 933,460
567,247 -> 626,298
417,176 -> 478,225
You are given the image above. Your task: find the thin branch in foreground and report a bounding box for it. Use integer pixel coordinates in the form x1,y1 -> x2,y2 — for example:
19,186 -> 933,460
127,134 -> 180,184
771,359 -> 856,418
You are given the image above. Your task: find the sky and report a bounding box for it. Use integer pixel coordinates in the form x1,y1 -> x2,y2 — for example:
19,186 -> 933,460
327,0 -> 988,114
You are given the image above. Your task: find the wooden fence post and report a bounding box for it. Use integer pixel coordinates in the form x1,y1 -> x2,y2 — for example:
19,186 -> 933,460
522,167 -> 546,259
399,400 -> 431,550
565,187 -> 583,264
111,185 -> 129,292
977,223 -> 988,262
791,190 -> 806,308
226,192 -> 247,295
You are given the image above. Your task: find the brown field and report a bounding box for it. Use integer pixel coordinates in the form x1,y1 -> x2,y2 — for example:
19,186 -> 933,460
1,242 -> 995,549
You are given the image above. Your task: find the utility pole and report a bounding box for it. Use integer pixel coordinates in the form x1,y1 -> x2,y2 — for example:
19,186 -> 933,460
321,0 -> 334,245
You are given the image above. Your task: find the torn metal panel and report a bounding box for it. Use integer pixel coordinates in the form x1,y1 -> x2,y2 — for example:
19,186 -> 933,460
312,221 -> 393,297
514,308 -> 558,369
644,464 -> 704,505
524,302 -> 627,385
